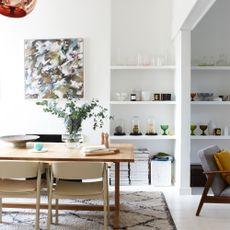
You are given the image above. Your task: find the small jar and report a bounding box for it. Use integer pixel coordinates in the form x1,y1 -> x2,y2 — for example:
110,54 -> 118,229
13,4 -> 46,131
130,93 -> 137,101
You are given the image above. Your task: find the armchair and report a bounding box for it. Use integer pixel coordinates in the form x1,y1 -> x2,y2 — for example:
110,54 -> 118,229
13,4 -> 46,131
196,145 -> 230,216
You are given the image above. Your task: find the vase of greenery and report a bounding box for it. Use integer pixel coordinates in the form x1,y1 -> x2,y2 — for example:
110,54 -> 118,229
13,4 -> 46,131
36,98 -> 108,148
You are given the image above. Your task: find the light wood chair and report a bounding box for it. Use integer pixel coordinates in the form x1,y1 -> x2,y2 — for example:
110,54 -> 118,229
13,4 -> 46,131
0,161 -> 42,230
47,162 -> 109,230
196,145 -> 230,216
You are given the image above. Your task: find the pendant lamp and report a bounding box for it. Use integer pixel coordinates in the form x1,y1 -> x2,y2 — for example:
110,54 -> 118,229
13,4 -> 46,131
0,0 -> 36,18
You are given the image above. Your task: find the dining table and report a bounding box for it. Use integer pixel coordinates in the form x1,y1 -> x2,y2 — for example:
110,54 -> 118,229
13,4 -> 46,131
0,141 -> 134,229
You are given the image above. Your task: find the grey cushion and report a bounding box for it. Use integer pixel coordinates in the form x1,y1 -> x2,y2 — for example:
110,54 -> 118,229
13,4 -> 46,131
220,186 -> 230,197
198,145 -> 228,196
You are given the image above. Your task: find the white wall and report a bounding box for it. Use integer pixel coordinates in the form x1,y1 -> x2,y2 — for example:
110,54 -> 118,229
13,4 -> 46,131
0,0 -> 110,144
111,0 -> 174,66
172,0 -> 197,37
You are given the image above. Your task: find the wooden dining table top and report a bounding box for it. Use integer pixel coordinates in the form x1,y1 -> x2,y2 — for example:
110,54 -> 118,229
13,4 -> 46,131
0,142 -> 134,163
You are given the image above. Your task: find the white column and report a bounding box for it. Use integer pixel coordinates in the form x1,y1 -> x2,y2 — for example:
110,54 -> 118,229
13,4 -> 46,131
174,30 -> 191,195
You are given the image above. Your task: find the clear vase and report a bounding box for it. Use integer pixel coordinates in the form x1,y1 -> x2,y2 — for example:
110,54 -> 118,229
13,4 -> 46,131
62,132 -> 82,148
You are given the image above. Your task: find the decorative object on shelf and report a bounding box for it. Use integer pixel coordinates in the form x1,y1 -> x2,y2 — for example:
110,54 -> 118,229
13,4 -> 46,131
0,135 -> 39,148
153,93 -> 160,101
199,125 -> 208,136
224,126 -> 229,136
115,92 -> 127,101
196,93 -> 214,101
0,0 -> 36,18
214,128 -> 222,136
114,119 -> 126,136
160,124 -> 169,135
130,93 -> 137,101
25,38 -> 84,99
208,120 -> 216,135
190,124 -> 197,136
130,116 -> 142,135
146,117 -> 157,135
161,93 -> 171,101
36,97 -> 108,148
141,91 -> 151,101
191,92 -> 196,101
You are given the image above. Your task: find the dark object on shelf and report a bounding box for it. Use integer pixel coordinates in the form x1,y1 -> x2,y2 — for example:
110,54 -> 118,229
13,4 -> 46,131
130,93 -> 136,101
199,125 -> 207,135
145,132 -> 158,135
190,164 -> 206,187
149,152 -> 174,162
27,134 -> 62,142
214,128 -> 221,136
130,132 -> 142,135
161,93 -> 171,101
153,93 -> 160,101
114,132 -> 126,136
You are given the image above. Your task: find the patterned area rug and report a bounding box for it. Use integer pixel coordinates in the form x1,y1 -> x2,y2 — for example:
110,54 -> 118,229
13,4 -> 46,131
0,191 -> 176,230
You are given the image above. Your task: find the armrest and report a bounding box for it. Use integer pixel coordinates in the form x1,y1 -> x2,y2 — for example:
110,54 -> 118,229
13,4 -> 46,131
204,170 -> 230,174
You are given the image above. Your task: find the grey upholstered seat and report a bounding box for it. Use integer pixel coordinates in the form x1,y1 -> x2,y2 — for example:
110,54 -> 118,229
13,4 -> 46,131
196,145 -> 230,216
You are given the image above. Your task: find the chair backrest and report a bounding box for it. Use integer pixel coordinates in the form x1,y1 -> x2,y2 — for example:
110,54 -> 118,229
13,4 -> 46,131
52,162 -> 104,180
0,161 -> 40,178
198,145 -> 228,196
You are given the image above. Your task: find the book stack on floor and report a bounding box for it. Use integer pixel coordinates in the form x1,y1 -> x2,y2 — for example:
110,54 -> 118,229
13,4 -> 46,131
130,148 -> 150,185
109,148 -> 150,186
109,162 -> 131,186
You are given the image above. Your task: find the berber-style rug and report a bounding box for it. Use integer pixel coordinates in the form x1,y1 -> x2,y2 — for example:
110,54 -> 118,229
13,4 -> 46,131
0,191 -> 176,230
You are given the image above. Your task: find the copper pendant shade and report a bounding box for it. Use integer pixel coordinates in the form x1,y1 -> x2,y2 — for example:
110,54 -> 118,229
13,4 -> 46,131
0,0 -> 36,18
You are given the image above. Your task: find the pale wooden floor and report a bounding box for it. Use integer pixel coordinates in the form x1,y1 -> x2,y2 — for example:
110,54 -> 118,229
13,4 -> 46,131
119,186 -> 230,230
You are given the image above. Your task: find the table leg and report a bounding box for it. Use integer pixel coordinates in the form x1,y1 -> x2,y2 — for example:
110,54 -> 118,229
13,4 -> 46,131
114,162 -> 120,229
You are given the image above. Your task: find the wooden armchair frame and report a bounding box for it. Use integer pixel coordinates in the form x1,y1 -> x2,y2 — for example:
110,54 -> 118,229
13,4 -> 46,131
196,169 -> 230,216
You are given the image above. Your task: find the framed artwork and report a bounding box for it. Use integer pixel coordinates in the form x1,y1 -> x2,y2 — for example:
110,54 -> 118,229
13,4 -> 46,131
24,38 -> 84,99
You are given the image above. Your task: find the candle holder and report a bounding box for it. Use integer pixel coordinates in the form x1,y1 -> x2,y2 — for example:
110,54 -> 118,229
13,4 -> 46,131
191,124 -> 197,135
160,124 -> 169,135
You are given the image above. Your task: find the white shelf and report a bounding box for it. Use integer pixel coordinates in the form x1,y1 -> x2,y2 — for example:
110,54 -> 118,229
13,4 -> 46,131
110,101 -> 176,105
191,101 -> 230,105
110,135 -> 176,140
191,136 -> 230,140
111,65 -> 176,70
191,66 -> 230,70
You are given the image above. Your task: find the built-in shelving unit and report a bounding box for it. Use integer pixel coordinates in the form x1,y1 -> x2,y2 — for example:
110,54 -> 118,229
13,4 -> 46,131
191,101 -> 230,105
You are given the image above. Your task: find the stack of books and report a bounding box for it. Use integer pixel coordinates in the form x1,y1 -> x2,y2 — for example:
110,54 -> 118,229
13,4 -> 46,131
109,148 -> 150,186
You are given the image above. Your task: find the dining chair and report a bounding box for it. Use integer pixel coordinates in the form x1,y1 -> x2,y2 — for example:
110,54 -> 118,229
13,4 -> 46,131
0,161 -> 42,230
47,162 -> 109,230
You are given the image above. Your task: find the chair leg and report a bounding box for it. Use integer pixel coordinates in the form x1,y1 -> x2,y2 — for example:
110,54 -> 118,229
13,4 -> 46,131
0,197 -> 2,223
35,193 -> 41,230
103,195 -> 108,230
55,199 -> 59,225
196,173 -> 214,216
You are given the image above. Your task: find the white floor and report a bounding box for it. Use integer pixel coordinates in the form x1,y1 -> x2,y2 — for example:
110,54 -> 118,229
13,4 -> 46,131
119,186 -> 230,230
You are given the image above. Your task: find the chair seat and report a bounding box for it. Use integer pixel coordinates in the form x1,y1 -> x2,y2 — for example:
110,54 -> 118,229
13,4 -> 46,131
220,186 -> 230,196
53,181 -> 104,197
0,179 -> 37,193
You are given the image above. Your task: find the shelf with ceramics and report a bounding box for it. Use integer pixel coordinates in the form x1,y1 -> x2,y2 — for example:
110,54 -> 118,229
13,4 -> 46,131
110,101 -> 176,105
191,66 -> 230,70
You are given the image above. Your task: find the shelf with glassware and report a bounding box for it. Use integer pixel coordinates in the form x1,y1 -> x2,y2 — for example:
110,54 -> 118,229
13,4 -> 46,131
111,65 -> 176,70
191,101 -> 230,105
191,66 -> 230,70
191,136 -> 230,140
110,135 -> 176,140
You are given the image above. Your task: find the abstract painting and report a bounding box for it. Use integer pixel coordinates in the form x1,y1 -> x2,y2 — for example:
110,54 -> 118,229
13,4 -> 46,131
24,38 -> 84,99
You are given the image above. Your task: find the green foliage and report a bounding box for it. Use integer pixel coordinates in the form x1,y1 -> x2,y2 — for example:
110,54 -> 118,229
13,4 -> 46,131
36,98 -> 108,135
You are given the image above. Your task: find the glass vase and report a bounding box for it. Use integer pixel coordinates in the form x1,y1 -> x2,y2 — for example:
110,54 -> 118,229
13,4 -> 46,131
62,132 -> 82,148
